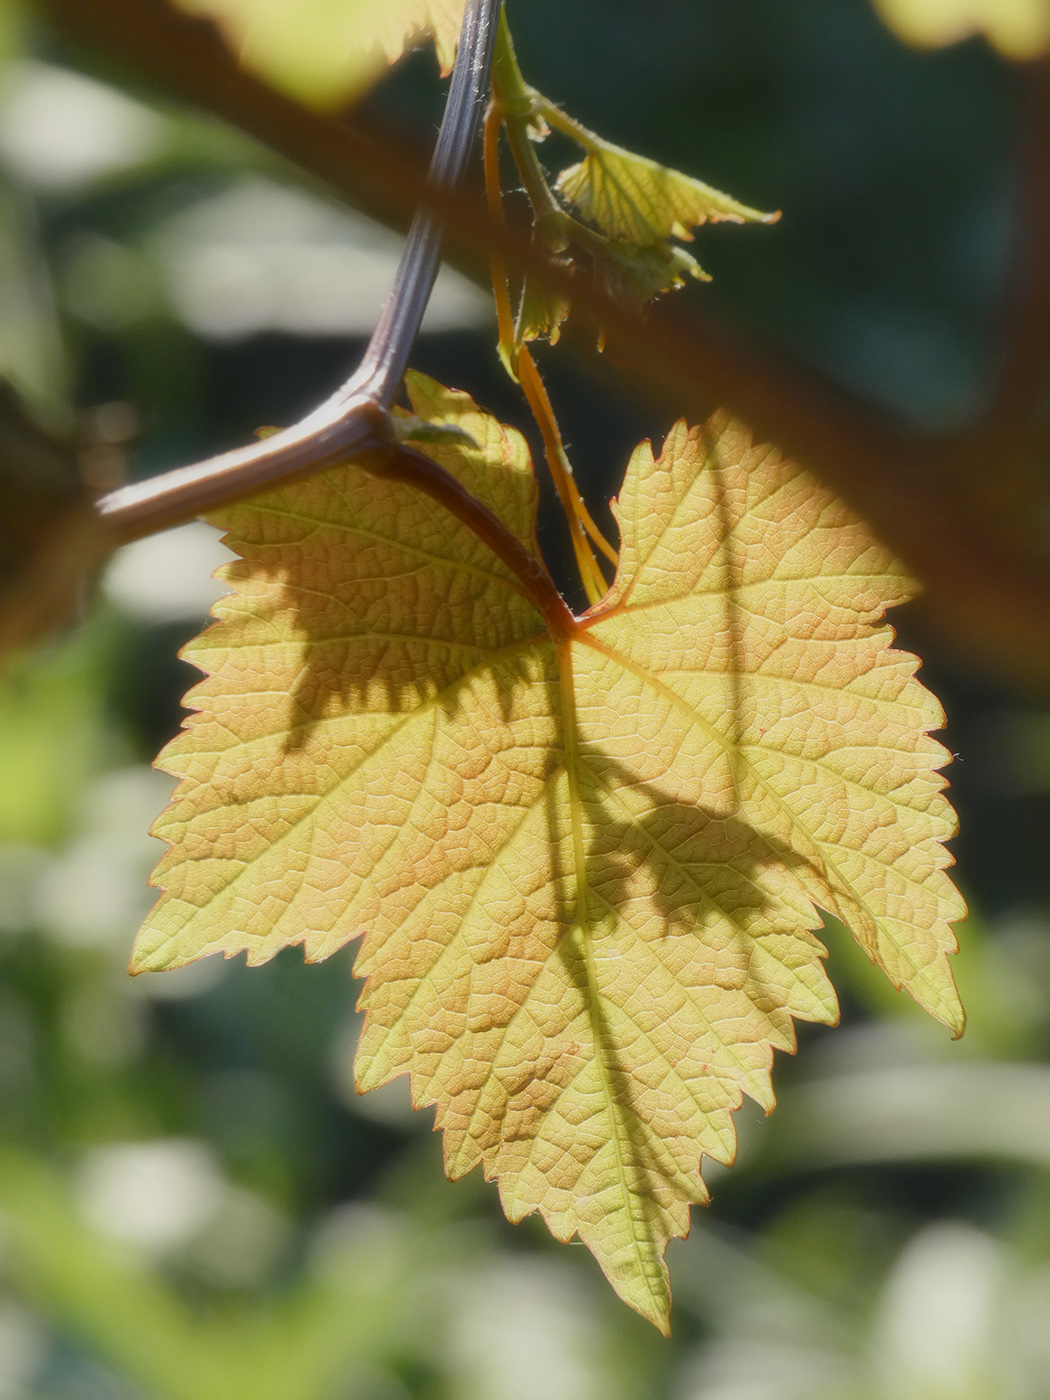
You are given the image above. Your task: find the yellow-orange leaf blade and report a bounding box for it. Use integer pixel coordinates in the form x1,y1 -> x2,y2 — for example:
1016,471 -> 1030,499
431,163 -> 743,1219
134,381 -> 963,1332
174,0 -> 466,109
132,375 -> 543,970
593,417 -> 965,1033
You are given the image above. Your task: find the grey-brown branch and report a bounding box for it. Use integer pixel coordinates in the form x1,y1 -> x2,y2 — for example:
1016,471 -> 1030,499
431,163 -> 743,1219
95,0 -> 502,545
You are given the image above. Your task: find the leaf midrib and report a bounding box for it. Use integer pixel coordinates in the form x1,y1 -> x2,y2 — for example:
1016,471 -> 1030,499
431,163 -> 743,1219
556,640 -> 659,1316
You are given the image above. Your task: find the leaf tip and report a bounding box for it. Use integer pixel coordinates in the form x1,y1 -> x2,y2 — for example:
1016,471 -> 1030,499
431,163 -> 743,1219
912,956 -> 966,1039
943,977 -> 967,1041
611,1264 -> 673,1336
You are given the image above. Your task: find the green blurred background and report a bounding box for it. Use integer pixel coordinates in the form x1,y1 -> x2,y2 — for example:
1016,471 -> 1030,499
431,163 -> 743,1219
3,0 -> 1050,1395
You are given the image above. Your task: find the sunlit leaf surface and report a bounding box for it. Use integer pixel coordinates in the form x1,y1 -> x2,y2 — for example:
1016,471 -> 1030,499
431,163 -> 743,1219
873,0 -> 1050,56
556,142 -> 777,247
134,375 -> 963,1331
174,0 -> 466,108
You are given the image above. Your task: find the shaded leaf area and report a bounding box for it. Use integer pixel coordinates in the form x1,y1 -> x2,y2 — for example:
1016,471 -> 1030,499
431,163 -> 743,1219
173,0 -> 466,108
135,375 -> 963,1331
873,0 -> 1050,56
517,237 -> 706,350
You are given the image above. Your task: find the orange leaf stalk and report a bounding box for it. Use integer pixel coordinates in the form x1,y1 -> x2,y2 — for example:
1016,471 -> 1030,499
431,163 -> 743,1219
483,98 -> 615,605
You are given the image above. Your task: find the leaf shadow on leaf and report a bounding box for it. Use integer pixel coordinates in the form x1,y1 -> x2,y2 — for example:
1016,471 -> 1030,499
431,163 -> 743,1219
708,425 -> 747,788
521,743 -> 829,1239
210,456 -> 547,757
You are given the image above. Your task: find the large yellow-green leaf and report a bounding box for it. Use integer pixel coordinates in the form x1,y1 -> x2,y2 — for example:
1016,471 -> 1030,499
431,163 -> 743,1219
873,0 -> 1050,56
174,0 -> 466,109
133,374 -> 963,1331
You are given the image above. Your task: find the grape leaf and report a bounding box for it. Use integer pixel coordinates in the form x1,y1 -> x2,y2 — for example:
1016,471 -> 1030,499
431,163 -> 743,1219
133,374 -> 963,1331
514,119 -> 775,346
174,0 -> 466,108
556,142 -> 777,247
516,241 -> 708,350
516,264 -> 574,349
873,0 -> 1050,56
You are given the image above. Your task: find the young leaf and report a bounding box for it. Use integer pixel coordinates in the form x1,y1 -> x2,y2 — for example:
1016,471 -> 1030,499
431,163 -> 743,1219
516,265 -> 574,348
515,242 -> 708,350
509,105 -> 776,341
174,0 -> 466,109
556,141 -> 777,248
872,0 -> 1050,57
133,374 -> 963,1332
489,17 -> 776,346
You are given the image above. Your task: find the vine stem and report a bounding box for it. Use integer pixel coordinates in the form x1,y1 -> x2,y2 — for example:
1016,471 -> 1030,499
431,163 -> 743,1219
342,0 -> 500,409
485,25 -> 616,603
530,93 -> 608,157
482,100 -> 520,376
96,0 -> 502,544
362,437 -> 576,640
517,354 -> 618,568
489,11 -> 564,239
483,91 -> 607,601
